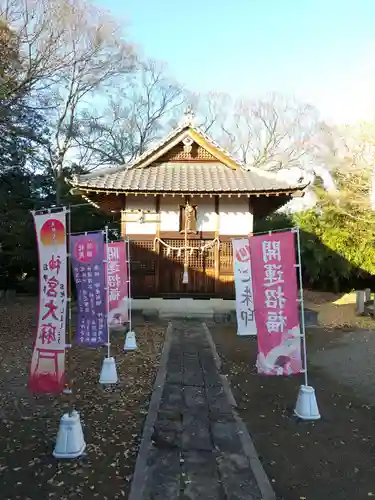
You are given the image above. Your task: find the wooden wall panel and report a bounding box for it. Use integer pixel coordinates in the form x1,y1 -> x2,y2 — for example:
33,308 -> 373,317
158,141 -> 217,162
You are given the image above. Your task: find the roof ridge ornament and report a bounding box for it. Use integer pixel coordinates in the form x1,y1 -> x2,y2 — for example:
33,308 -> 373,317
179,105 -> 195,127
182,136 -> 194,153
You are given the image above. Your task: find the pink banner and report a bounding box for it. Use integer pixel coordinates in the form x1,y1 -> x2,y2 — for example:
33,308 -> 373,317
105,241 -> 129,328
250,231 -> 302,376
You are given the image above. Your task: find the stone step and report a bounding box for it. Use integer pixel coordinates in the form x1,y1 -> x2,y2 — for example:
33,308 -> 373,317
158,309 -> 215,320
301,307 -> 319,327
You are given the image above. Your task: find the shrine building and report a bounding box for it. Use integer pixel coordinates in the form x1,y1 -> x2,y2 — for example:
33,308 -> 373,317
69,113 -> 308,313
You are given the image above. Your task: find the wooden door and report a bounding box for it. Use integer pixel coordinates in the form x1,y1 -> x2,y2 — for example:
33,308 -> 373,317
158,239 -> 215,297
129,240 -> 157,298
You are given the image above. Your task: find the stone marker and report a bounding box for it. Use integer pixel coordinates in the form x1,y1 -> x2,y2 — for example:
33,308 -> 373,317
356,290 -> 365,315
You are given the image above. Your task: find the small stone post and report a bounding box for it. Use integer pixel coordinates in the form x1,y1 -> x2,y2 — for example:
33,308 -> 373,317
365,288 -> 371,302
356,290 -> 365,315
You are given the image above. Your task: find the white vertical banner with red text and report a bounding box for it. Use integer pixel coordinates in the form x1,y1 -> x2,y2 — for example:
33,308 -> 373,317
105,241 -> 129,328
29,210 -> 67,394
249,231 -> 302,376
232,238 -> 257,336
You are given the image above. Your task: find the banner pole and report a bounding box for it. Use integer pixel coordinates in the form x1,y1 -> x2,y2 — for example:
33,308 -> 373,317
295,226 -> 309,387
127,237 -> 132,334
64,208 -> 74,410
104,226 -> 111,359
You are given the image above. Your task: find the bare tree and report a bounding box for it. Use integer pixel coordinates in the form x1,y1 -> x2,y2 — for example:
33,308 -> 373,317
233,94 -> 321,170
189,91 -> 322,172
318,122 -> 375,220
74,59 -> 185,170
184,91 -> 232,135
1,0 -> 136,203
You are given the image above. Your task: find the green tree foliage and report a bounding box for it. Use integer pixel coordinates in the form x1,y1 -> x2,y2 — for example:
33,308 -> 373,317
255,178 -> 375,293
0,169 -> 37,288
0,20 -> 45,289
0,20 -> 46,172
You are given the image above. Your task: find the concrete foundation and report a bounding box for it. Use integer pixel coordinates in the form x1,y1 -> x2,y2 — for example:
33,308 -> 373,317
132,298 -> 319,325
132,298 -> 234,320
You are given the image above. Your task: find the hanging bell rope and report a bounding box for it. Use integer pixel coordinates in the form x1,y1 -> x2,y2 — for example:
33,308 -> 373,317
153,237 -> 219,253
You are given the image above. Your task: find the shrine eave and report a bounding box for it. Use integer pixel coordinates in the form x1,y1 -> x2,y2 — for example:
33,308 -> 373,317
70,186 -> 307,198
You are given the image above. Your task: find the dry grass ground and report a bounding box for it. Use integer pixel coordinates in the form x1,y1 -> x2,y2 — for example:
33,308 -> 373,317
210,321 -> 375,500
1,292 -> 374,500
0,297 -> 166,500
304,289 -> 375,329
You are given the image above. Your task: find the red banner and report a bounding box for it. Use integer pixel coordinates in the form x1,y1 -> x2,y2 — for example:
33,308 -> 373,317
250,231 -> 302,376
29,210 -> 67,393
105,241 -> 129,328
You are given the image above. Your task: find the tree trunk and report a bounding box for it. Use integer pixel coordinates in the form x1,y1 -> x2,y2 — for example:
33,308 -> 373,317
55,165 -> 63,206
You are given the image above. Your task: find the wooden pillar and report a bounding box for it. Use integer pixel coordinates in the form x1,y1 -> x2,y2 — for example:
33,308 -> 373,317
120,195 -> 127,238
248,196 -> 254,234
214,196 -> 220,294
155,195 -> 161,296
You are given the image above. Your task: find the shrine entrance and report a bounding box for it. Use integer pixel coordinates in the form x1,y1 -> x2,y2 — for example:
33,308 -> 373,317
158,238 -> 216,297
129,238 -> 235,299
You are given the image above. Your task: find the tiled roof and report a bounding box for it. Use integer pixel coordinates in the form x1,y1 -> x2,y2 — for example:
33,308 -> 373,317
70,116 -> 309,194
71,162 -> 306,193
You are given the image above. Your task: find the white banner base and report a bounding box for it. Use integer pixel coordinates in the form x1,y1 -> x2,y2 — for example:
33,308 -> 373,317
294,385 -> 321,421
124,330 -> 137,351
99,356 -> 118,385
237,330 -> 257,337
53,410 -> 86,459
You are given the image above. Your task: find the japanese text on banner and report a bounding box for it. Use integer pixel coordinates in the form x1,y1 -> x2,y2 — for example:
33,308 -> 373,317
29,211 -> 67,394
106,241 -> 129,327
71,232 -> 108,346
232,238 -> 257,336
262,239 -> 287,335
250,231 -> 302,376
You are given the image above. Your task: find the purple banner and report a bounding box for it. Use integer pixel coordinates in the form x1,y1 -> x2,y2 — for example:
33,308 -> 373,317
70,232 -> 107,346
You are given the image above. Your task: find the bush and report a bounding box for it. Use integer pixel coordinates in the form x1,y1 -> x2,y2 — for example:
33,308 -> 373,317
254,210 -> 375,293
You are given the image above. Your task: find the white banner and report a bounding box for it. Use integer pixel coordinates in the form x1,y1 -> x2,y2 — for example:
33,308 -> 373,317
232,238 -> 257,336
29,210 -> 67,394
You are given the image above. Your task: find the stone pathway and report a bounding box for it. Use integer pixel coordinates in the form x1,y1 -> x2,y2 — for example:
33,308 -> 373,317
130,321 -> 274,500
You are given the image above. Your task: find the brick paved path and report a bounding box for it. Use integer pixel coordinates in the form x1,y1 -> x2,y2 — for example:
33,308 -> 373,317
140,321 -> 264,500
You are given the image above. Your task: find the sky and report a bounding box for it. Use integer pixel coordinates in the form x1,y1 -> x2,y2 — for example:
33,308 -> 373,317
96,0 -> 375,125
